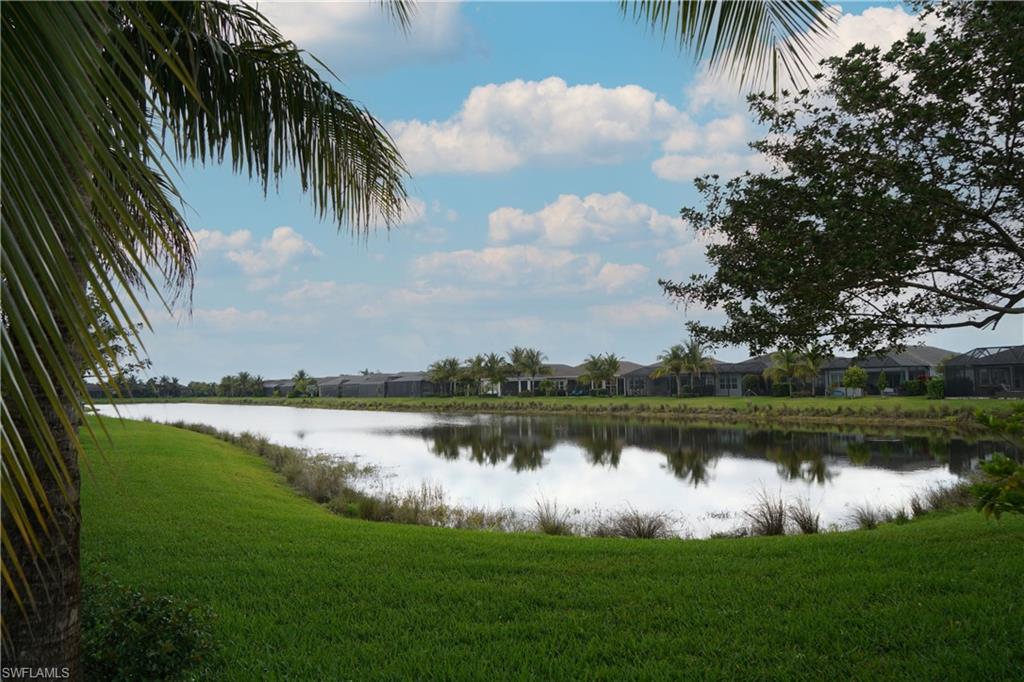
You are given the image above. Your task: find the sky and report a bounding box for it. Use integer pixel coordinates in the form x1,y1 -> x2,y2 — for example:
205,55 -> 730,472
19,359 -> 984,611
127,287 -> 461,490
146,1 -> 1024,381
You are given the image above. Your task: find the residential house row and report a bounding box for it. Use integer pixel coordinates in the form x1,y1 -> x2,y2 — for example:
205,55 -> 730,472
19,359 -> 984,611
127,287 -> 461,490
261,344 -> 1024,400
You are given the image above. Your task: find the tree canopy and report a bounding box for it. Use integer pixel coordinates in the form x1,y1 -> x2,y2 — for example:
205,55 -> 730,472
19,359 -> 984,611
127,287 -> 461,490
661,1 -> 1024,354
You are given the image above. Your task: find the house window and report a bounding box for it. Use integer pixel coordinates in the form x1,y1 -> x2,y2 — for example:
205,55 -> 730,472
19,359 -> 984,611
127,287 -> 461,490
718,375 -> 738,390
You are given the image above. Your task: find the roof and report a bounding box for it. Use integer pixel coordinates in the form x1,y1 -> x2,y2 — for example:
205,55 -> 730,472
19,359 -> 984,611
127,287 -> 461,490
342,373 -> 397,385
317,375 -> 360,388
615,360 -> 646,376
508,363 -> 584,379
946,345 -> 1024,367
855,345 -> 956,369
390,372 -> 429,382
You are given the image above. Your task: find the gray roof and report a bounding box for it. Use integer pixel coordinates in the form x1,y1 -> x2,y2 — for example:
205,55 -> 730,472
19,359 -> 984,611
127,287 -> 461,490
342,373 -> 397,385
855,345 -> 955,369
317,375 -> 360,388
510,363 -> 585,379
614,360 -> 646,376
390,371 -> 430,382
946,345 -> 1024,367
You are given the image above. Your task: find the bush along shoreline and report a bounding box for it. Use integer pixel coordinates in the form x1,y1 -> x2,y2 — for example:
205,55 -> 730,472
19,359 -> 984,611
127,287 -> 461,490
159,419 -> 1000,540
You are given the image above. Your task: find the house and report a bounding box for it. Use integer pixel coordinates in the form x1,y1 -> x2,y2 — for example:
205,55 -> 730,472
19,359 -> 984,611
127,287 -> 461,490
851,345 -> 955,391
505,363 -> 585,395
945,345 -> 1024,396
262,379 -> 293,397
317,375 -> 358,398
712,357 -> 771,397
387,372 -> 436,398
339,373 -> 395,398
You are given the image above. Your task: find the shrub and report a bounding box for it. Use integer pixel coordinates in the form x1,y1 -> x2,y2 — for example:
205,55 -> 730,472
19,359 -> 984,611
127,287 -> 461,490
770,382 -> 792,397
743,489 -> 787,535
531,497 -> 575,535
971,453 -> 1024,519
83,576 -> 216,681
842,366 -> 867,391
741,374 -> 762,395
877,371 -> 889,393
901,378 -> 926,396
787,498 -> 820,534
926,376 -> 945,400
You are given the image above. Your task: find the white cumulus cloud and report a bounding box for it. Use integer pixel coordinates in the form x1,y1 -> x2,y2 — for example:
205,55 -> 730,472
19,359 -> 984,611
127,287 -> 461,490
488,192 -> 682,246
390,77 -> 693,174
258,2 -> 477,74
193,228 -> 251,252
225,226 -> 321,275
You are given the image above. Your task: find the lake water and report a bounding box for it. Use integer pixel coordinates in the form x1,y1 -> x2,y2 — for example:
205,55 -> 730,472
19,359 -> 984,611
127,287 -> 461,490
95,402 -> 1016,536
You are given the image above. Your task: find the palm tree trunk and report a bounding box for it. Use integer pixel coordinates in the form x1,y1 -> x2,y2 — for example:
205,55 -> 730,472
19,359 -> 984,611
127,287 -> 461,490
675,374 -> 682,397
3,326 -> 83,679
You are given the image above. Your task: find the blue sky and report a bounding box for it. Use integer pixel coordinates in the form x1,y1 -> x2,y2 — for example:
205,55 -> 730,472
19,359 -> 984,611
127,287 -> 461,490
147,1 -> 1023,381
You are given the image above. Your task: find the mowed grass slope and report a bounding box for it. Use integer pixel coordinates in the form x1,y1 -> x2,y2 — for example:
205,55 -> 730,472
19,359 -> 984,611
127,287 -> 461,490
82,418 -> 1024,680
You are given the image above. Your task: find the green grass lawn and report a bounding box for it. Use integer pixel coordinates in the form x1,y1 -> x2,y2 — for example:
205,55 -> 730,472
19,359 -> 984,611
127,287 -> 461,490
82,417 -> 1024,680
110,394 -> 1023,426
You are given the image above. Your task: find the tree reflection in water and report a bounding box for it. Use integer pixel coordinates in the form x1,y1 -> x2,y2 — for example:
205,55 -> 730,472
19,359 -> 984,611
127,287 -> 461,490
400,416 -> 1019,487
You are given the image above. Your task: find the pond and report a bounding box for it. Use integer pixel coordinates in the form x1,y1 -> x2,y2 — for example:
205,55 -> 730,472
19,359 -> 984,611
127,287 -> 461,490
95,403 -> 1017,536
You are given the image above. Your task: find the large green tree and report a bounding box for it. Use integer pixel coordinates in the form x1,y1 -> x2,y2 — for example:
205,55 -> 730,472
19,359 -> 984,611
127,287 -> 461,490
1,2 -> 408,673
661,1 -> 1024,354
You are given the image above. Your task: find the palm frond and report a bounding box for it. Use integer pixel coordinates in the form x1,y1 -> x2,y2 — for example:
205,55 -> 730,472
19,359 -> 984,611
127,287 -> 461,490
1,0 -> 410,619
621,0 -> 836,91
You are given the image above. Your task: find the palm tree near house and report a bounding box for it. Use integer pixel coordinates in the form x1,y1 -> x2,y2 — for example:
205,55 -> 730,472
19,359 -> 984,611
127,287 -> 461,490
763,349 -> 803,397
517,347 -> 551,394
291,369 -> 316,397
507,346 -> 528,392
652,344 -> 688,397
797,346 -> 831,397
484,353 -> 514,396
580,353 -> 621,395
679,339 -> 716,394
428,357 -> 462,396
2,2 -> 411,669
459,355 -> 487,396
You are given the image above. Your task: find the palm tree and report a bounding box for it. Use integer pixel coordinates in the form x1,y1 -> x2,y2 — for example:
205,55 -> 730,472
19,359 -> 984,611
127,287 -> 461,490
511,347 -> 550,394
797,346 -> 831,396
2,2 -> 410,670
483,352 -> 513,397
763,349 -> 803,397
525,349 -> 552,394
680,339 -> 716,393
291,369 -> 316,397
652,344 -> 688,397
620,0 -> 835,92
237,371 -> 254,398
461,355 -> 487,396
428,357 -> 462,396
580,353 -> 621,395
580,354 -> 606,394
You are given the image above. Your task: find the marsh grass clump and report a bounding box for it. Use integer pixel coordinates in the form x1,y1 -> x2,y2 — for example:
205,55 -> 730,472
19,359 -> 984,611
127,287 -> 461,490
531,497 -> 576,536
590,508 -> 674,539
922,480 -> 974,511
334,483 -> 524,532
787,498 -> 820,534
849,503 -> 883,530
743,489 -> 787,536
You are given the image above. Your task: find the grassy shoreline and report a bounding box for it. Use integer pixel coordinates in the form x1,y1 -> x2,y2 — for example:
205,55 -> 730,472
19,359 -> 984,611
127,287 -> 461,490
82,418 -> 1024,678
99,394 -> 1023,429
